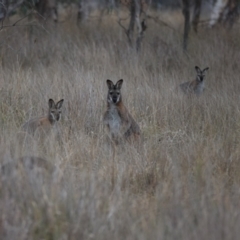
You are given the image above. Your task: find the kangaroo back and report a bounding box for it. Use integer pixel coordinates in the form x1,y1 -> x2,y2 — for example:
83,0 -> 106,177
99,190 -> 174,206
103,79 -> 140,144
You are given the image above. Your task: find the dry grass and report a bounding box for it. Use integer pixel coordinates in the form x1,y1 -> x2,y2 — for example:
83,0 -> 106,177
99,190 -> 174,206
0,9 -> 240,239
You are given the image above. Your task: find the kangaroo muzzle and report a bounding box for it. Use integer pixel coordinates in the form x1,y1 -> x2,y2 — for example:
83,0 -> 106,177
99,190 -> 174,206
112,95 -> 118,103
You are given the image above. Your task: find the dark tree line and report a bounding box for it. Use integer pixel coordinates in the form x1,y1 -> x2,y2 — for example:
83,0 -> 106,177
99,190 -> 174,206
0,0 -> 239,52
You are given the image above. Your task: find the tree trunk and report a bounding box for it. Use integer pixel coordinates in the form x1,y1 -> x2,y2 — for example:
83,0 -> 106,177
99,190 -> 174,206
35,0 -> 58,22
126,0 -> 137,46
209,0 -> 228,27
192,0 -> 202,32
224,0 -> 239,28
0,0 -> 8,21
182,0 -> 190,51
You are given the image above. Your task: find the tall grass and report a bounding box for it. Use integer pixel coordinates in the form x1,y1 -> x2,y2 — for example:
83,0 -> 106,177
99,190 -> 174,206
0,10 -> 240,239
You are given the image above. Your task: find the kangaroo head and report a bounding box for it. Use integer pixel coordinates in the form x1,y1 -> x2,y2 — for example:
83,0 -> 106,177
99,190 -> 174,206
195,66 -> 209,82
48,99 -> 64,122
106,79 -> 123,104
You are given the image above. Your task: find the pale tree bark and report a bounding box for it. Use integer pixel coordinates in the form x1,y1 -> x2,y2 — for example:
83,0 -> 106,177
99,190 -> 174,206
35,0 -> 58,22
209,0 -> 239,27
209,0 -> 228,27
0,0 -> 58,23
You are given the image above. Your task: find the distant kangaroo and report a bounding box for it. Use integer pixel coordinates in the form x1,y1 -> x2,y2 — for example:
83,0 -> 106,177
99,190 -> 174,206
180,66 -> 209,95
103,79 -> 140,144
22,99 -> 64,135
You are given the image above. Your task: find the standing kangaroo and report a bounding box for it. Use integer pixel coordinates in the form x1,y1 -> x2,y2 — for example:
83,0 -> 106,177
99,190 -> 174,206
103,79 -> 140,144
180,66 -> 209,95
22,99 -> 64,135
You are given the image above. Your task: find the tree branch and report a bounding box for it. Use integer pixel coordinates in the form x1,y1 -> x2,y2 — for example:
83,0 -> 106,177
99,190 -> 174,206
146,15 -> 178,32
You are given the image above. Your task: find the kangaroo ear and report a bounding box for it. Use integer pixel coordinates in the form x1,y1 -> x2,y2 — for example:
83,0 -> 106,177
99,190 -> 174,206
116,79 -> 123,89
203,67 -> 209,73
56,99 -> 64,109
195,66 -> 201,74
106,79 -> 114,89
48,99 -> 55,108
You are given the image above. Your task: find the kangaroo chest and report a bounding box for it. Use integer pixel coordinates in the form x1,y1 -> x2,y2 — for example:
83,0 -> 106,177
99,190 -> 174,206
107,106 -> 122,134
194,81 -> 205,94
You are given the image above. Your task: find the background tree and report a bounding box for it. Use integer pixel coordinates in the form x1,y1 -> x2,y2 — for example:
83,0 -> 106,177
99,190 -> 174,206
182,0 -> 190,51
118,0 -> 148,51
209,0 -> 239,27
192,0 -> 202,32
35,0 -> 58,22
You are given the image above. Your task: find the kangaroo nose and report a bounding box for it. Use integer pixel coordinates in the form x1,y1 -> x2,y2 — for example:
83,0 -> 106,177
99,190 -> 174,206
112,96 -> 118,103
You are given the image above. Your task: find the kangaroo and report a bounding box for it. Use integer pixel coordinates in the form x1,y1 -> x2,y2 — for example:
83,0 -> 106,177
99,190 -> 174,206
22,99 -> 64,135
180,66 -> 209,95
103,79 -> 140,144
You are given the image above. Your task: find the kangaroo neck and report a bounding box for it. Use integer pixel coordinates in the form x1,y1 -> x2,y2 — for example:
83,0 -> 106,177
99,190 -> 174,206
108,100 -> 123,109
48,113 -> 56,125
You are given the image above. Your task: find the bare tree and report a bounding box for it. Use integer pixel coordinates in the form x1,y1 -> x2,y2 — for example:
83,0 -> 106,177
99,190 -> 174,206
209,0 -> 239,28
209,0 -> 228,27
221,0 -> 239,27
35,0 -> 58,22
0,0 -> 27,21
127,0 -> 139,46
182,0 -> 190,51
118,0 -> 148,51
182,0 -> 203,50
192,0 -> 202,32
136,19 -> 147,51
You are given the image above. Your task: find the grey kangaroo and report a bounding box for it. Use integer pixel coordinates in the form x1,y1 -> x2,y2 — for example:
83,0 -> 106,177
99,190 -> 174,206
180,66 -> 209,95
22,99 -> 64,135
103,79 -> 140,144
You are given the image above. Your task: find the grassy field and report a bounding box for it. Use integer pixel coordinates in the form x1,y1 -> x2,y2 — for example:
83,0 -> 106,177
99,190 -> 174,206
0,9 -> 240,239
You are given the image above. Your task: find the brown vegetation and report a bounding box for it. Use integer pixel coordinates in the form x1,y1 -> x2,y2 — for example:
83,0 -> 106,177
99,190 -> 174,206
0,9 -> 240,239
